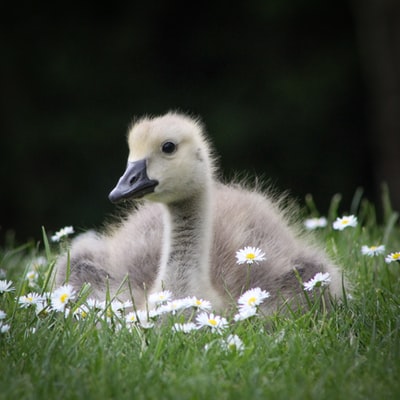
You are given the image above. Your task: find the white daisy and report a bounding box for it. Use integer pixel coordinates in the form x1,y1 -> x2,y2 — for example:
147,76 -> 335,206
18,293 -> 45,308
136,310 -> 155,329
184,296 -> 212,311
86,298 -> 103,310
105,300 -> 125,312
0,322 -> 10,333
234,305 -> 258,321
26,270 -> 39,284
30,256 -> 47,268
73,305 -> 91,319
0,280 -> 15,294
50,284 -> 76,311
173,322 -> 198,333
303,272 -> 331,291
222,334 -> 245,354
148,290 -> 173,305
361,245 -> 386,257
304,217 -> 328,230
126,310 -> 155,328
235,246 -> 266,265
35,299 -> 49,315
100,300 -> 127,321
385,252 -> 400,264
156,299 -> 189,315
238,287 -> 270,308
125,311 -> 139,324
121,300 -> 133,309
332,215 -> 358,231
51,226 -> 75,242
196,312 -> 228,334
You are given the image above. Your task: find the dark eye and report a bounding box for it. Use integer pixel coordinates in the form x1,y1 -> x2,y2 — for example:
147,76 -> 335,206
161,141 -> 177,154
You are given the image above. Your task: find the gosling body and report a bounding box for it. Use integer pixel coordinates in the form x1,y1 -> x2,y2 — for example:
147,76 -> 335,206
55,112 -> 343,313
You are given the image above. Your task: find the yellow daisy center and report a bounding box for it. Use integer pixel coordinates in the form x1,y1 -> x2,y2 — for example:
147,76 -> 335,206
60,293 -> 69,304
393,253 -> 400,260
341,219 -> 349,225
247,296 -> 257,306
209,319 -> 217,326
370,246 -> 377,250
246,253 -> 256,260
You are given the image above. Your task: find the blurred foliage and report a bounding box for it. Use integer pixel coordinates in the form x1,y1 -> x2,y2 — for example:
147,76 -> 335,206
0,1 -> 373,242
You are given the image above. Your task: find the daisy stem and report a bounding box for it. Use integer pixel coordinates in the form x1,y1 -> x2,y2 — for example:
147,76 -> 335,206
372,259 -> 379,284
303,290 -> 313,311
293,268 -> 313,310
186,307 -> 196,323
245,264 -> 251,291
320,287 -> 327,315
383,262 -> 394,292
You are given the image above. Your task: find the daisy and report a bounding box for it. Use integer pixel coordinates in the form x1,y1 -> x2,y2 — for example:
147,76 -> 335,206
125,311 -> 139,324
385,252 -> 400,264
121,300 -> 133,309
148,290 -> 173,305
196,312 -> 228,334
236,246 -> 266,265
0,322 -> 10,333
304,217 -> 328,230
135,310 -> 154,329
105,300 -> 125,312
238,287 -> 270,308
125,310 -> 154,328
99,299 -> 128,321
30,256 -> 47,268
50,284 -> 76,312
173,322 -> 198,333
0,280 -> 15,294
73,305 -> 91,319
51,226 -> 75,242
361,245 -> 386,257
18,293 -> 45,308
126,309 -> 153,325
222,334 -> 245,354
303,272 -> 331,291
332,215 -> 358,231
35,301 -> 48,316
234,305 -> 258,321
184,296 -> 212,311
157,299 -> 189,315
86,298 -> 103,310
26,270 -> 39,284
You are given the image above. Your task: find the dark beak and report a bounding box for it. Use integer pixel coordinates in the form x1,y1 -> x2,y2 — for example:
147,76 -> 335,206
108,159 -> 158,203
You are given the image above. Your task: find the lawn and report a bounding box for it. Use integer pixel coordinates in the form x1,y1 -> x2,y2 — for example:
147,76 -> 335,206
1,189 -> 400,400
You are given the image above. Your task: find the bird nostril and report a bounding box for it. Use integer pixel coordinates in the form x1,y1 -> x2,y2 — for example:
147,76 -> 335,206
129,175 -> 138,186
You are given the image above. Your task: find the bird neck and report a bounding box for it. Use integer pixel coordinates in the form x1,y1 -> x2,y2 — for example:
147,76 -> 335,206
157,187 -> 214,300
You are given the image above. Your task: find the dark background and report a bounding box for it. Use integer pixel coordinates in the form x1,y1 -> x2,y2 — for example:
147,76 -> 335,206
1,1 -> 399,243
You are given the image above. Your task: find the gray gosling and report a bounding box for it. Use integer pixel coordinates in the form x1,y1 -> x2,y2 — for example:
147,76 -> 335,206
55,112 -> 344,313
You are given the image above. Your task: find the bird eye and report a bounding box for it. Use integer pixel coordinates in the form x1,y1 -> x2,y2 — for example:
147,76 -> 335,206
161,141 -> 177,154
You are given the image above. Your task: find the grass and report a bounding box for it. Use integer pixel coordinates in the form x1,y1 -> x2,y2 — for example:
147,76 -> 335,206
1,190 -> 400,400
